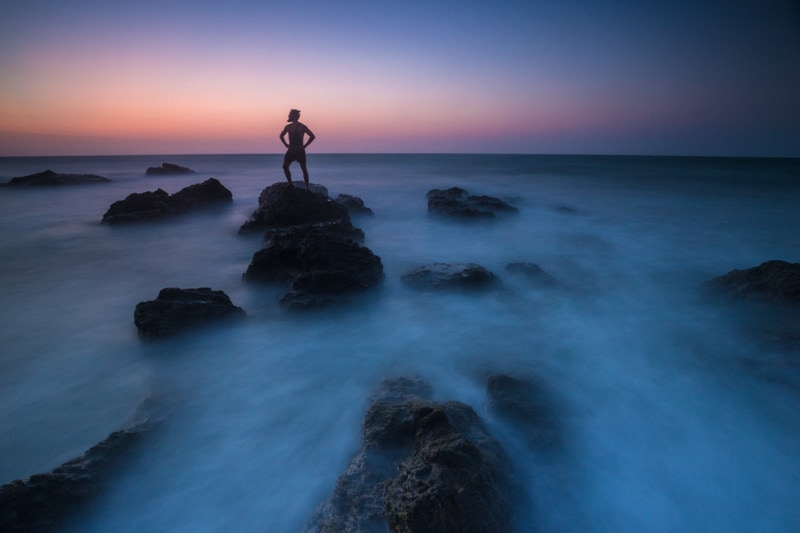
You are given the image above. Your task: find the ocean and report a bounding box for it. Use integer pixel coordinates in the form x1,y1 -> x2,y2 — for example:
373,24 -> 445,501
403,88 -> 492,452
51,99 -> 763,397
1,154 -> 799,531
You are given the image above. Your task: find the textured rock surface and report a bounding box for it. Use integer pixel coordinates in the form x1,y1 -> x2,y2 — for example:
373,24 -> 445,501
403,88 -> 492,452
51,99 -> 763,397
401,263 -> 500,291
426,187 -> 517,219
134,287 -> 246,338
705,260 -> 800,303
5,169 -> 111,186
145,162 -> 195,175
487,374 -> 561,451
239,182 -> 349,234
335,194 -> 374,217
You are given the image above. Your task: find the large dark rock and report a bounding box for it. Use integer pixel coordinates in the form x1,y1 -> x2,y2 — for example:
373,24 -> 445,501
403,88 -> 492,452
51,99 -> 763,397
5,169 -> 111,186
426,187 -> 517,219
0,419 -> 154,532
308,377 -> 514,533
335,194 -> 374,217
487,374 -> 561,452
705,260 -> 800,303
402,263 -> 501,291
239,182 -> 350,234
134,287 -> 246,338
145,162 -> 195,175
243,227 -> 383,310
101,178 -> 232,224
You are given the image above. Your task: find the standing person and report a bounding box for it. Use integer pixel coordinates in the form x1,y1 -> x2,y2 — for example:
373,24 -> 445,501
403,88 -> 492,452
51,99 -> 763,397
280,109 -> 315,191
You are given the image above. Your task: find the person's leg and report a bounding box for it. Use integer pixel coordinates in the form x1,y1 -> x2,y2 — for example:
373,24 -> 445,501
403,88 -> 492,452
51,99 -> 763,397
299,161 -> 310,191
282,159 -> 293,186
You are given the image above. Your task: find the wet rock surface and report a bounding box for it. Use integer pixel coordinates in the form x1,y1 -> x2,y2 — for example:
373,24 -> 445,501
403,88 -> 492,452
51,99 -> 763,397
145,162 -> 195,175
426,187 -> 517,219
487,374 -> 561,452
5,169 -> 111,186
402,263 -> 500,291
239,182 -> 349,234
308,377 -> 514,533
101,178 -> 232,224
705,260 -> 800,303
335,194 -> 374,217
134,287 -> 246,338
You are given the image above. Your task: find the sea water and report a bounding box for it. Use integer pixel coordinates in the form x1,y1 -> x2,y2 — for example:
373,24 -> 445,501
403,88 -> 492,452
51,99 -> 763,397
1,154 -> 799,531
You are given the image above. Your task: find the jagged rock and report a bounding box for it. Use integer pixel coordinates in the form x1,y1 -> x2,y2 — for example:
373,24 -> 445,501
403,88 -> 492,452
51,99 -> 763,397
505,262 -> 559,288
487,374 -> 561,452
335,194 -> 374,217
243,228 -> 383,310
4,169 -> 111,186
308,377 -> 514,533
705,260 -> 800,303
401,263 -> 500,291
101,178 -> 232,224
239,182 -> 348,234
145,162 -> 195,175
0,418 -> 155,532
426,187 -> 517,219
134,287 -> 246,338
264,220 -> 365,245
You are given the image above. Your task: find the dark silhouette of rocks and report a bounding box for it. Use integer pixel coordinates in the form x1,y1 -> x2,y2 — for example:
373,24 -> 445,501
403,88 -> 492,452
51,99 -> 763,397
506,262 -> 559,288
402,263 -> 500,291
243,227 -> 383,310
134,287 -> 246,338
0,419 -> 154,532
239,182 -> 349,234
308,377 -> 514,533
101,178 -> 232,224
705,260 -> 800,303
5,169 -> 111,186
487,374 -> 561,452
335,194 -> 374,217
426,187 -> 517,219
145,162 -> 195,175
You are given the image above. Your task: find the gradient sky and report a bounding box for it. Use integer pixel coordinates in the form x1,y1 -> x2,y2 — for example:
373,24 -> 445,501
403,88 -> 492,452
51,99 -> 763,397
1,0 -> 799,157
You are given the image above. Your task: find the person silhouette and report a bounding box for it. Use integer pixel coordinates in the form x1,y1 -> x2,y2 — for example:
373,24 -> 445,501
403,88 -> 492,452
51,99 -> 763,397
280,109 -> 316,191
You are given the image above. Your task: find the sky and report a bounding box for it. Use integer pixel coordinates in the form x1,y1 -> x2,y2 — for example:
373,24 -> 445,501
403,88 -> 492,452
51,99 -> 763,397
1,0 -> 799,157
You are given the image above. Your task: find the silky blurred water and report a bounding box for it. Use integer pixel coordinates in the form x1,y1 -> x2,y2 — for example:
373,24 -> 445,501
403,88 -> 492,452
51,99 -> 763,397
1,154 -> 799,531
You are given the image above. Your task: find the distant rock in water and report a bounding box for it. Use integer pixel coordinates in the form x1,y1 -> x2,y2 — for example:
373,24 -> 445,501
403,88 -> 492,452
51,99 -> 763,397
134,287 -> 246,338
145,162 -> 195,175
101,178 -> 232,224
487,374 -> 562,452
5,169 -> 111,187
427,187 -> 517,219
334,193 -> 374,217
308,377 -> 515,533
705,260 -> 800,303
239,182 -> 348,234
0,416 -> 156,532
243,226 -> 383,310
402,262 -> 501,291
506,262 -> 559,288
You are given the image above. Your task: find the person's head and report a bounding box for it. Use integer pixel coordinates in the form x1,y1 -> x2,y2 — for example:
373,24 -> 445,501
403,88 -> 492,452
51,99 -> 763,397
288,109 -> 301,122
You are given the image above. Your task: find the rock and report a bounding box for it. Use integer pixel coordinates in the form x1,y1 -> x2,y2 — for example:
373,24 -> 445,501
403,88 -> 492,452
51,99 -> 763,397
134,287 -> 246,338
243,228 -> 383,310
239,182 -> 348,234
426,187 -> 517,219
0,419 -> 154,532
101,178 -> 232,224
505,262 -> 559,288
5,169 -> 111,186
705,260 -> 800,303
335,194 -> 374,217
487,374 -> 561,452
264,220 -> 365,245
401,263 -> 501,291
145,162 -> 195,175
308,377 -> 514,533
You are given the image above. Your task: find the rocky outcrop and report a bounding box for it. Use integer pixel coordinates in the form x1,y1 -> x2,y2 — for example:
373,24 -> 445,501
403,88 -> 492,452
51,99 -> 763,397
243,227 -> 383,310
308,377 -> 514,533
134,287 -> 246,338
239,182 -> 349,234
487,374 -> 561,452
0,419 -> 154,532
145,162 -> 195,175
402,263 -> 500,291
335,194 -> 374,217
4,169 -> 111,186
101,178 -> 232,224
505,262 -> 559,288
705,260 -> 800,303
426,187 -> 517,219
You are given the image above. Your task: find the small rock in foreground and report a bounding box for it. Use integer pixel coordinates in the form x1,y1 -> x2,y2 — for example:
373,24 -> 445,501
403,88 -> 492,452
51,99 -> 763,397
427,187 -> 517,219
402,262 -> 500,291
705,260 -> 800,303
134,287 -> 246,338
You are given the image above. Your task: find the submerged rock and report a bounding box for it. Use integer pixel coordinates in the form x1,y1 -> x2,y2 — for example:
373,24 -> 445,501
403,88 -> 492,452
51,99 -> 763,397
145,162 -> 195,175
505,262 -> 559,288
705,260 -> 800,303
487,374 -> 561,452
5,169 -> 111,186
243,227 -> 383,310
134,287 -> 246,338
402,263 -> 500,291
426,187 -> 517,219
308,377 -> 514,533
101,178 -> 232,224
239,182 -> 348,234
335,194 -> 374,217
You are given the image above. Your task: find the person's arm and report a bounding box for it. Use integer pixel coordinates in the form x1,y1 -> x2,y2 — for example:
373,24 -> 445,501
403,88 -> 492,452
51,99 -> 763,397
303,126 -> 315,148
279,126 -> 289,148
